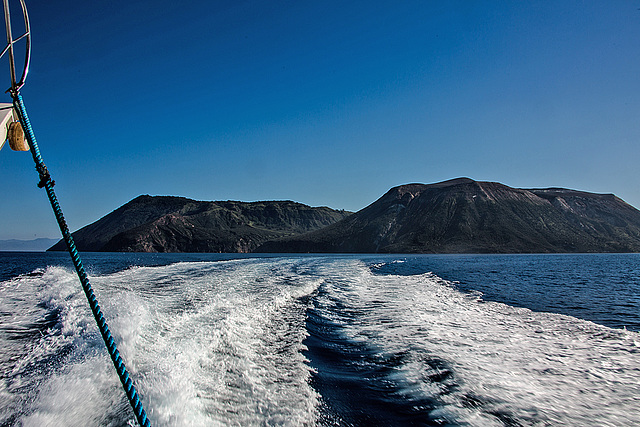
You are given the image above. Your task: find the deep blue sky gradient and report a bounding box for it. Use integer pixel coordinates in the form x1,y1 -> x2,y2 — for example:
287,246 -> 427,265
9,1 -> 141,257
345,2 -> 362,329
1,0 -> 639,239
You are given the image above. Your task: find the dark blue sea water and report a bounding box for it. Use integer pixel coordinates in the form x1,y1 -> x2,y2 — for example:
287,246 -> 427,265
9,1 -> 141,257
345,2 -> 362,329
0,252 -> 638,426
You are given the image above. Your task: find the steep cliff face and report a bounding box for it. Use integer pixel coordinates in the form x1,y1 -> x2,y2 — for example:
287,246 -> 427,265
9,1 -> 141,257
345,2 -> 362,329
49,196 -> 352,253
256,178 -> 640,253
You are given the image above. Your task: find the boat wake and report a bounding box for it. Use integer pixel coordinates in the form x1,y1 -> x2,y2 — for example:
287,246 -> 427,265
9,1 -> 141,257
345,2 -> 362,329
0,257 -> 638,426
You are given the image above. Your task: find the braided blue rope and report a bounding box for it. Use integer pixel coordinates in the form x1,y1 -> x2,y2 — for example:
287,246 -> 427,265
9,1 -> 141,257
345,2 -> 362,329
12,93 -> 151,427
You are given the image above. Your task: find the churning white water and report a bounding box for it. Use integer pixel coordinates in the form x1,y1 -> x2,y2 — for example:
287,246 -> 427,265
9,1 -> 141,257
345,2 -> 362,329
0,255 -> 638,426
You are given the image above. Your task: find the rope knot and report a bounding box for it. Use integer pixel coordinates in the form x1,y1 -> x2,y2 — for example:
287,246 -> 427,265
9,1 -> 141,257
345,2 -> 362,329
36,164 -> 55,188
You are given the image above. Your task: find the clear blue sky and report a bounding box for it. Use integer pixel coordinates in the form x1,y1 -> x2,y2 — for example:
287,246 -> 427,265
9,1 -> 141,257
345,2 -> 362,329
1,0 -> 639,240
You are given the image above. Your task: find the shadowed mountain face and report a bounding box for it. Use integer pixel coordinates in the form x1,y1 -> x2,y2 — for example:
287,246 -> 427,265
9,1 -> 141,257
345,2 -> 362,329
49,179 -> 640,254
256,178 -> 640,253
48,196 -> 352,253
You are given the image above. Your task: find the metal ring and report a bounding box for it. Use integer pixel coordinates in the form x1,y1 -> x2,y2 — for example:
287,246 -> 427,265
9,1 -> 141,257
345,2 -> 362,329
1,0 -> 31,94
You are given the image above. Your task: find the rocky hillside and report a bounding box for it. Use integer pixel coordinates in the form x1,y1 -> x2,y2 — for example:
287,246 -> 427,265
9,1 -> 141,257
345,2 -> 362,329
48,195 -> 352,253
256,178 -> 640,253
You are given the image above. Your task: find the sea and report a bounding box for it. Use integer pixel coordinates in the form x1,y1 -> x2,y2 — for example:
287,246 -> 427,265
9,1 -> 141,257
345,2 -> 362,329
0,252 -> 638,426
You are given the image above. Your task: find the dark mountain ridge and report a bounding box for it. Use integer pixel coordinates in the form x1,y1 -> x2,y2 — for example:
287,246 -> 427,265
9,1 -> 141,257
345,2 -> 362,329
50,179 -> 640,254
257,178 -> 640,253
49,195 -> 352,253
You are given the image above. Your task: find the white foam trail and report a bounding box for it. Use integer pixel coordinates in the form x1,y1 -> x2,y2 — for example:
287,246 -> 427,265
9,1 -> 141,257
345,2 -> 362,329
0,266 -> 133,426
3,257 -> 639,426
5,259 -> 321,426
314,259 -> 640,426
